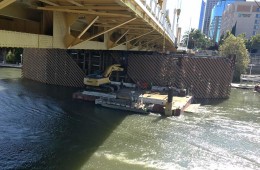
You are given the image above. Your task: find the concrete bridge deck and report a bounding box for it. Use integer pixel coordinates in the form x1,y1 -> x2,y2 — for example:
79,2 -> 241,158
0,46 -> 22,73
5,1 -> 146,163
0,0 -> 175,52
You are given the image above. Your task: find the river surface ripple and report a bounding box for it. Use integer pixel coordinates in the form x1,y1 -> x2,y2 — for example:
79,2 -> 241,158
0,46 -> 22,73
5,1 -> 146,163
0,68 -> 259,170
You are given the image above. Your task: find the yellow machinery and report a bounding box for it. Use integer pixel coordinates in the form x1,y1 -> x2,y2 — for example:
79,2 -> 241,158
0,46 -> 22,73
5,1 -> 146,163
83,64 -> 124,92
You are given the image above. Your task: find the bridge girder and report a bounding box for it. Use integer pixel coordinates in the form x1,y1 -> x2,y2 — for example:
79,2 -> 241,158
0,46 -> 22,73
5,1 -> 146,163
0,0 -> 176,52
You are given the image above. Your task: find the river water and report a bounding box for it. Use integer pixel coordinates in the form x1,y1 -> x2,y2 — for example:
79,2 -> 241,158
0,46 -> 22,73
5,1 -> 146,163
0,68 -> 259,170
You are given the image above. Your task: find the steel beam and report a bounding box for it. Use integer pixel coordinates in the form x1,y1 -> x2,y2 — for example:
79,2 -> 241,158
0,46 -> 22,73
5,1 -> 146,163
113,30 -> 154,48
114,29 -> 129,45
74,17 -> 137,47
38,7 -> 131,17
67,16 -> 99,48
0,0 -> 16,9
66,0 -> 83,6
38,0 -> 59,6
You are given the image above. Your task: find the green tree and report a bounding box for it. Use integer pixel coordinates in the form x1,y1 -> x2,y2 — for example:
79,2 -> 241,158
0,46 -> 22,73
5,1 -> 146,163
219,31 -> 232,45
219,34 -> 250,81
237,33 -> 249,47
182,29 -> 211,50
4,48 -> 23,64
6,50 -> 15,63
248,34 -> 260,53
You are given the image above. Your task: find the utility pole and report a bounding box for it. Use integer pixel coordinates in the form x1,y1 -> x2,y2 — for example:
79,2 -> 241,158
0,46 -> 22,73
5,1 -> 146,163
186,18 -> 192,50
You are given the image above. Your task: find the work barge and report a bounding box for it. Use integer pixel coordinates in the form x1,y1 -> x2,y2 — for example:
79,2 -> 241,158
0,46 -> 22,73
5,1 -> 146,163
69,54 -> 234,117
73,84 -> 193,116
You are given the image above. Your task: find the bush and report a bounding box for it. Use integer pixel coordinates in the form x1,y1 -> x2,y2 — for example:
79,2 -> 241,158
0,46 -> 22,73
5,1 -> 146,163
6,50 -> 15,63
219,34 -> 250,81
4,48 -> 23,64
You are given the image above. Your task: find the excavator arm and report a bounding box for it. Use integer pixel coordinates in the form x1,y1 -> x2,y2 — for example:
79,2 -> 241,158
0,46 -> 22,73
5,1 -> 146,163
102,64 -> 124,78
84,64 -> 124,92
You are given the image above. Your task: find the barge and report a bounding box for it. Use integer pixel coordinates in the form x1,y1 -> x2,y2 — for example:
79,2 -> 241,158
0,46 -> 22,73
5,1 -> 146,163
73,86 -> 193,116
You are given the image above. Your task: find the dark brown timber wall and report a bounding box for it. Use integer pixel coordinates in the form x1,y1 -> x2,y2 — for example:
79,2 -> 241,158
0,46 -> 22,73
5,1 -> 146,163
22,49 -> 234,99
22,48 -> 85,87
128,54 -> 235,99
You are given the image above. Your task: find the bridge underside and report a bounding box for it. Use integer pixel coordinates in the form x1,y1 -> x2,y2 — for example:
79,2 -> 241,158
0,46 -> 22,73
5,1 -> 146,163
0,0 -> 175,52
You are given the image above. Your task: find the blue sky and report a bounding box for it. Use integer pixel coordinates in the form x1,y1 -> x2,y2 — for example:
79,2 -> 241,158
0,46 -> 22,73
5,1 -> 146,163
166,0 -> 258,36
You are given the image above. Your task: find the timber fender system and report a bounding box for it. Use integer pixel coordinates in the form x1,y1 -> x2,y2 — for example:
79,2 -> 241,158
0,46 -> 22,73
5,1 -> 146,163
128,54 -> 235,99
22,48 -> 235,99
22,48 -> 85,87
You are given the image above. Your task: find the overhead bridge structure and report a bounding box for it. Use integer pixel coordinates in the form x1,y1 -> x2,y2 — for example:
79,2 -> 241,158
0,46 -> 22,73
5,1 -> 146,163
0,0 -> 175,52
0,1 -> 236,99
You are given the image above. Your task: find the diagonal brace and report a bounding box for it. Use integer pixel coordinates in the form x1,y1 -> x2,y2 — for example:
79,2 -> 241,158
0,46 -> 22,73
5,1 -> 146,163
72,18 -> 137,47
0,0 -> 16,9
113,30 -> 154,48
68,16 -> 99,48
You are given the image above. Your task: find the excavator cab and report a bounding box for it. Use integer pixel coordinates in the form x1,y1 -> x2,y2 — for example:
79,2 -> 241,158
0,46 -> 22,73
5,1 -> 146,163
83,64 -> 124,92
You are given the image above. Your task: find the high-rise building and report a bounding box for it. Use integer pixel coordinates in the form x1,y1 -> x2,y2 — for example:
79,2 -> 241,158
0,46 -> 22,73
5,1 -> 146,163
209,0 -> 246,42
203,0 -> 218,36
221,2 -> 260,39
198,0 -> 206,31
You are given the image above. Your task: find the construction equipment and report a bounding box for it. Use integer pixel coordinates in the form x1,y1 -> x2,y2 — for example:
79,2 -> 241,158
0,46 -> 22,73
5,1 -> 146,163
83,64 -> 124,92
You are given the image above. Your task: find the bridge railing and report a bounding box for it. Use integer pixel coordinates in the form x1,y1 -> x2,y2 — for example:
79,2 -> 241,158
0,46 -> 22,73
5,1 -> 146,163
137,0 -> 175,42
250,54 -> 260,66
240,74 -> 260,82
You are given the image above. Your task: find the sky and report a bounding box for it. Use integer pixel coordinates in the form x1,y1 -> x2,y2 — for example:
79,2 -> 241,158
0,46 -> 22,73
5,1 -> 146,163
166,0 -> 202,35
166,0 -> 258,37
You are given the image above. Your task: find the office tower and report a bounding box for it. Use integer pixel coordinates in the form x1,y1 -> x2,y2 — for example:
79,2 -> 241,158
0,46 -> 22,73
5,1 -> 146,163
221,2 -> 260,39
199,0 -> 206,31
209,0 -> 246,42
203,0 -> 218,36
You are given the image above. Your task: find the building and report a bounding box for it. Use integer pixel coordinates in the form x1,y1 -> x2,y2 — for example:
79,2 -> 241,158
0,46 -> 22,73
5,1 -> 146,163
199,0 -> 206,31
203,0 -> 219,36
209,0 -> 245,42
221,2 -> 260,39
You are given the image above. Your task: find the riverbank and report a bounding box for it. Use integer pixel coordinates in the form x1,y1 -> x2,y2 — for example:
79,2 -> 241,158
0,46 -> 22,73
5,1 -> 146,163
0,63 -> 22,68
0,67 -> 21,80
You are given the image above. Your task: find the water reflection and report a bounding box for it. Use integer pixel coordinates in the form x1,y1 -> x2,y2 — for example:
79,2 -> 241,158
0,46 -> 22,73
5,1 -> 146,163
0,68 -> 260,170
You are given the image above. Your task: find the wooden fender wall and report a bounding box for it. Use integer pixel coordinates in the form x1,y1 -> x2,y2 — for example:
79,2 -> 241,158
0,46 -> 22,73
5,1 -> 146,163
22,48 -> 235,98
128,54 -> 235,99
22,48 -> 85,87
128,53 -> 181,87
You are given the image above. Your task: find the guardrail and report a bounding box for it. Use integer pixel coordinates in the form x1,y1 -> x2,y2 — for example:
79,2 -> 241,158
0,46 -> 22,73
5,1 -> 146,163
137,0 -> 175,42
250,55 -> 260,65
240,74 -> 260,82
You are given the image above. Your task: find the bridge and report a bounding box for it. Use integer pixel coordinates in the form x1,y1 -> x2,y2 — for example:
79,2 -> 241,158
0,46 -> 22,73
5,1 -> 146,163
0,0 -> 236,99
0,0 -> 175,52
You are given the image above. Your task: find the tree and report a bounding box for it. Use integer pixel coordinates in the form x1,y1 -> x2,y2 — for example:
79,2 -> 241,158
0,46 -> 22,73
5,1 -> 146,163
4,48 -> 23,64
6,50 -> 15,63
219,31 -> 232,46
219,34 -> 250,81
248,34 -> 260,53
182,29 -> 211,50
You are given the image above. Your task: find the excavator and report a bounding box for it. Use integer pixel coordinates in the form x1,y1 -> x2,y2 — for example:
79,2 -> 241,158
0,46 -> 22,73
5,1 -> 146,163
83,64 -> 124,92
